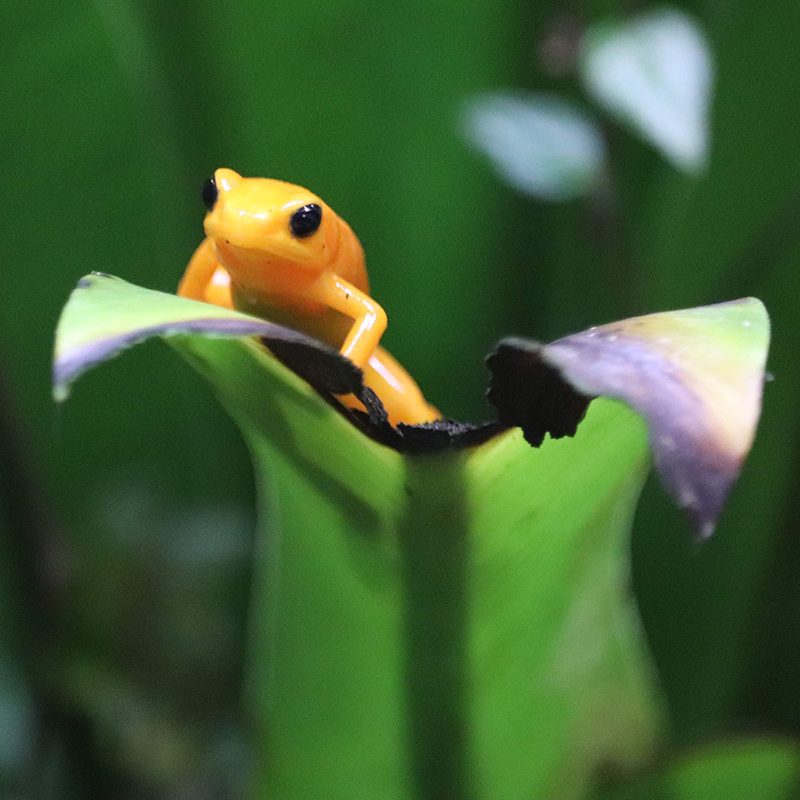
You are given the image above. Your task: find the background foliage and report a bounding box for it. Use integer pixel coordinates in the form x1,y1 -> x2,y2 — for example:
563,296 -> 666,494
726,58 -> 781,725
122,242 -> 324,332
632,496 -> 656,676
2,1 -> 800,797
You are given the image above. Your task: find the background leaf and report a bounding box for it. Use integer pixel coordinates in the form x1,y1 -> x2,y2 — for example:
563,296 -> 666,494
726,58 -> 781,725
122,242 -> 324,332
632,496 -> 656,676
579,9 -> 713,172
462,92 -> 606,200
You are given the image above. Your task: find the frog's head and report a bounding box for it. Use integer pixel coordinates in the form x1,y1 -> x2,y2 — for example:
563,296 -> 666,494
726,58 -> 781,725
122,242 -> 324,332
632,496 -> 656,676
201,168 -> 339,276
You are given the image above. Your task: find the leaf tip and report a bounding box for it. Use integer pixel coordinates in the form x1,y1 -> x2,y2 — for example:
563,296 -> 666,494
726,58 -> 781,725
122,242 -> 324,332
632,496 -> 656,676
489,298 -> 769,537
52,381 -> 70,404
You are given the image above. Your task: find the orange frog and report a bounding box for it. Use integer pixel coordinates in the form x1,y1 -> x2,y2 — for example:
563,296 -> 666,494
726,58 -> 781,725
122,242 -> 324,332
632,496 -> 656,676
178,168 -> 439,425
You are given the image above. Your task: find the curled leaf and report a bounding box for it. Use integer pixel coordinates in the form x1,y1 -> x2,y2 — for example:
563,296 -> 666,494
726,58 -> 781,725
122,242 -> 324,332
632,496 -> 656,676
51,272 -> 769,796
488,299 -> 770,537
53,273 -> 309,401
55,275 -> 769,535
53,273 -> 499,452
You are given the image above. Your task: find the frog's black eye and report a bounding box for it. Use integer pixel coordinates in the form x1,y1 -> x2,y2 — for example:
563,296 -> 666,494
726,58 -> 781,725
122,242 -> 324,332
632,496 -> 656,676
290,204 -> 322,238
201,177 -> 218,210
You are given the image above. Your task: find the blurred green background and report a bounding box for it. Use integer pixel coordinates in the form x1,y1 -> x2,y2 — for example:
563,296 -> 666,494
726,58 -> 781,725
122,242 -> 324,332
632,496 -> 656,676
2,1 -> 799,797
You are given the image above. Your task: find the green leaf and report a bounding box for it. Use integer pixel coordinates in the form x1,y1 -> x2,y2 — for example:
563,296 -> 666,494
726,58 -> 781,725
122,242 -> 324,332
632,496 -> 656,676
52,274 -> 770,799
595,739 -> 800,799
180,333 -> 658,800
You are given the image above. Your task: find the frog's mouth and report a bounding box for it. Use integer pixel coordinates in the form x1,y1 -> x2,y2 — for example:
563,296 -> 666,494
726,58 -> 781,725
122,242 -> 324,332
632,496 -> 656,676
213,239 -> 318,273
205,216 -> 320,268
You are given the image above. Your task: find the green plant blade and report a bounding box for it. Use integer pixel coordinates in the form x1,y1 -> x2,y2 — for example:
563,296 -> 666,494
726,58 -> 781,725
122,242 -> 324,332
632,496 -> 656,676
181,331 -> 657,800
52,275 -> 769,799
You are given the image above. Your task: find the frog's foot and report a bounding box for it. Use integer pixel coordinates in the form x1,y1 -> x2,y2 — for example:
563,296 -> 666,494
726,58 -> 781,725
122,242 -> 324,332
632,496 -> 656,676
338,347 -> 439,426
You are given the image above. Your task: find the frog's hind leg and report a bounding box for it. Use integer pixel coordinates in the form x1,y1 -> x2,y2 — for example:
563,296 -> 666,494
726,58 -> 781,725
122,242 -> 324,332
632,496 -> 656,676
338,346 -> 440,427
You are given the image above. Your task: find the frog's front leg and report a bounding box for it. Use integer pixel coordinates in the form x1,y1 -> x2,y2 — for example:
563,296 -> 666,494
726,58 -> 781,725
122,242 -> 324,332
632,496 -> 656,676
177,238 -> 233,308
305,272 -> 388,369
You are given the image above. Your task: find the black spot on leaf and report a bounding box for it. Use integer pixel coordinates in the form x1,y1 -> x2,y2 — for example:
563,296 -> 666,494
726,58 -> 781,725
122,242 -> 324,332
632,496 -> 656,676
486,338 -> 592,446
